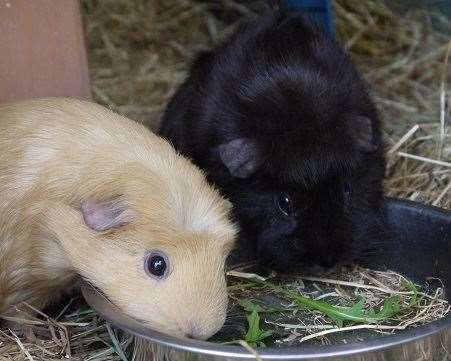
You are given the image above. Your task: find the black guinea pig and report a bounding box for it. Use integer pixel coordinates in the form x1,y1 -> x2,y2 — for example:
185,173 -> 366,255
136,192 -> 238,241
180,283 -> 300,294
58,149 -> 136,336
159,10 -> 387,272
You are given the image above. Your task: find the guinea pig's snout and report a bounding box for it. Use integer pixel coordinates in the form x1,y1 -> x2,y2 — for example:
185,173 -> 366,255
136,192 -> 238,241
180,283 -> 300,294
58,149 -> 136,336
184,321 -> 212,340
181,300 -> 227,340
185,325 -> 206,340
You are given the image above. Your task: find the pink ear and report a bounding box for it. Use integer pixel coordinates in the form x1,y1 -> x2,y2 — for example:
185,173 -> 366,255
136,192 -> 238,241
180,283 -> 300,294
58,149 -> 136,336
349,116 -> 378,153
81,197 -> 133,232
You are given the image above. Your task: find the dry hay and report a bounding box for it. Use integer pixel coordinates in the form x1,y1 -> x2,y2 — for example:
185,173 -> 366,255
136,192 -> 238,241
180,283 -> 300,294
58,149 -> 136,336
80,0 -> 259,129
334,1 -> 451,209
0,0 -> 450,360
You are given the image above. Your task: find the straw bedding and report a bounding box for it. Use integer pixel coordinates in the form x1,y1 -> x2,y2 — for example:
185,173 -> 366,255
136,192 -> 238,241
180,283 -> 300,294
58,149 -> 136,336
0,0 -> 449,359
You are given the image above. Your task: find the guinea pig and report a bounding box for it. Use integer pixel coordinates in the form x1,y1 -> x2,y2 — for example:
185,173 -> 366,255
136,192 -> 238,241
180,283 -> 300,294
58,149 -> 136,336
0,98 -> 237,340
159,11 -> 387,272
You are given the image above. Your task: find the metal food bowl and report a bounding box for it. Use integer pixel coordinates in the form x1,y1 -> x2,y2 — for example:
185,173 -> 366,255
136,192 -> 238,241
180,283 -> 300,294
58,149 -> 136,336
82,198 -> 451,361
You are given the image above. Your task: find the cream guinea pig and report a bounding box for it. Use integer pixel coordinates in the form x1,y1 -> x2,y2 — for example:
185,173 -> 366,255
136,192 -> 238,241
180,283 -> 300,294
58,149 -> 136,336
0,98 -> 237,340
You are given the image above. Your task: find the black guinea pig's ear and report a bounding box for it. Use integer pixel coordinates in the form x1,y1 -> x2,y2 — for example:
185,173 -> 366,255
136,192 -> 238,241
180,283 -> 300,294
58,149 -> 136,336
81,196 -> 134,232
348,116 -> 378,153
217,138 -> 263,179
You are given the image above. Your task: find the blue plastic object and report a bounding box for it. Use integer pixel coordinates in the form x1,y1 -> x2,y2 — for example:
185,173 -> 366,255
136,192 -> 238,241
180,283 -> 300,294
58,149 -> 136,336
280,0 -> 335,36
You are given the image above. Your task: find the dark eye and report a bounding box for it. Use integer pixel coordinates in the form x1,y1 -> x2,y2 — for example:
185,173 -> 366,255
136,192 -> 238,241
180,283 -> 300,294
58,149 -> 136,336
276,193 -> 293,216
145,251 -> 169,279
343,182 -> 352,201
343,182 -> 352,197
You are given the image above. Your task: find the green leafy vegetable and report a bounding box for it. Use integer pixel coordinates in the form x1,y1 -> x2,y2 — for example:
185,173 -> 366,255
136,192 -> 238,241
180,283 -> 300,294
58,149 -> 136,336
403,281 -> 421,307
291,293 -> 402,327
239,299 -> 287,314
263,282 -> 408,327
244,310 -> 274,347
239,299 -> 265,313
234,273 -> 423,343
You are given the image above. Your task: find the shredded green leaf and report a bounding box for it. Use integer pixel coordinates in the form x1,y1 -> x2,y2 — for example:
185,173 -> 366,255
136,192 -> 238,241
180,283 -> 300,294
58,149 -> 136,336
275,284 -> 407,326
235,274 -> 426,345
244,310 -> 274,347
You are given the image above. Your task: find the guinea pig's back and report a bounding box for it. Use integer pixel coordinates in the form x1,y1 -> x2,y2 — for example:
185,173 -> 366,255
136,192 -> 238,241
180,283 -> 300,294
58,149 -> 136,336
0,98 -> 228,225
0,98 -> 170,158
0,98 -> 184,205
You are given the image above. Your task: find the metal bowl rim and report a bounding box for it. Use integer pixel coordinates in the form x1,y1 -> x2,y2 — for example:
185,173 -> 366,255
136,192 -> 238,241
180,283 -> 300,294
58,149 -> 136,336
81,284 -> 451,360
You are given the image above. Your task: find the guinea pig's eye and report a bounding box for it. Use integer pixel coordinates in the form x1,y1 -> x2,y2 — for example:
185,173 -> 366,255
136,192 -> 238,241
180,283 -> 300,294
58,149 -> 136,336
343,182 -> 352,197
276,192 -> 293,217
145,251 -> 169,279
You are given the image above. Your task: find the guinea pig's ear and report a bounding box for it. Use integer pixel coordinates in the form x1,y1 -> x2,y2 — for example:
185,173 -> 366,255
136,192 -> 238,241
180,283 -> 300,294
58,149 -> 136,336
348,116 -> 378,153
217,138 -> 263,179
81,196 -> 134,232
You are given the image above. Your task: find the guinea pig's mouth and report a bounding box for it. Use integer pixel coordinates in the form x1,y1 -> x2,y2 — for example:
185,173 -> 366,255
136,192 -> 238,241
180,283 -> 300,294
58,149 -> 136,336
81,279 -> 117,310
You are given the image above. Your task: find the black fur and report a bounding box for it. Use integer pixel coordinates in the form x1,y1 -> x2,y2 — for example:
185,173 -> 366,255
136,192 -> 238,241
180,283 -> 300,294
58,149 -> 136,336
159,11 -> 387,272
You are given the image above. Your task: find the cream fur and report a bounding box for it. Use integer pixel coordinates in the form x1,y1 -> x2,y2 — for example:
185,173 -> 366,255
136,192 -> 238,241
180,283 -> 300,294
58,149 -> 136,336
0,98 -> 236,339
